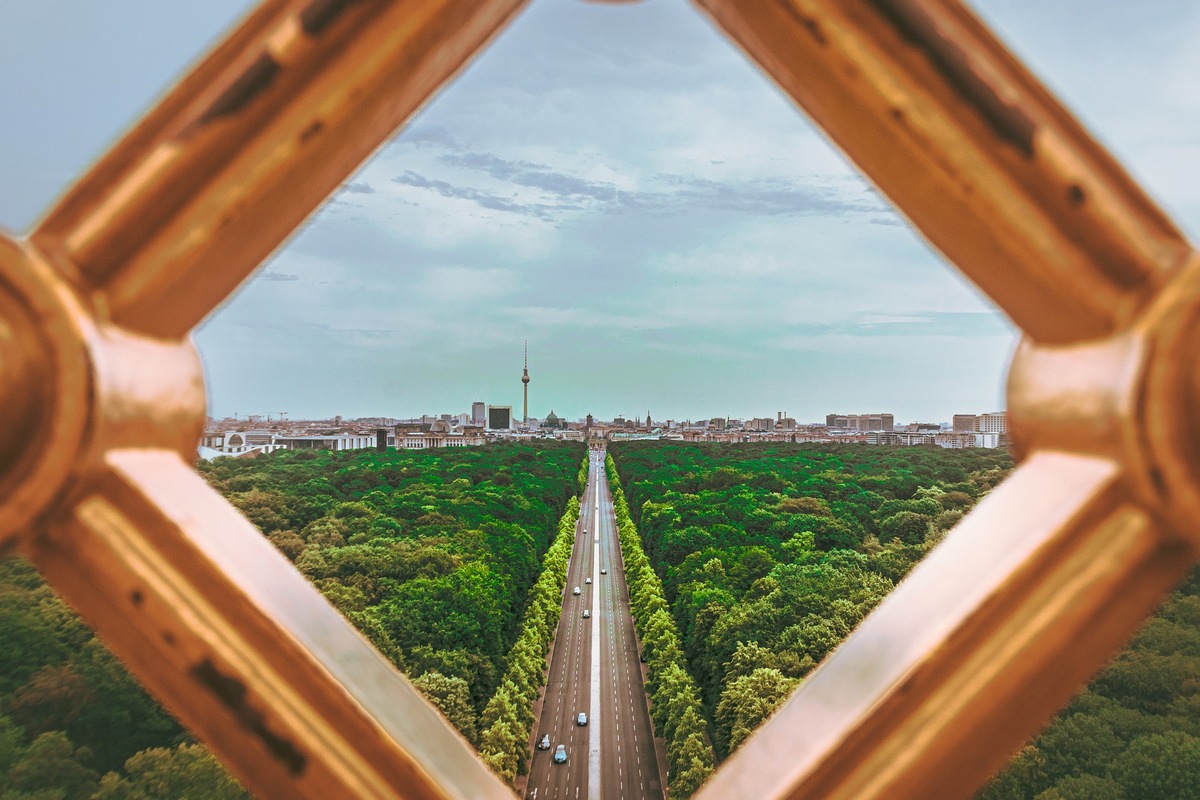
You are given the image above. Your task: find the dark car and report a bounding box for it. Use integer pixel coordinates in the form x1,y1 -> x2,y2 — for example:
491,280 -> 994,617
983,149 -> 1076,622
538,734 -> 551,750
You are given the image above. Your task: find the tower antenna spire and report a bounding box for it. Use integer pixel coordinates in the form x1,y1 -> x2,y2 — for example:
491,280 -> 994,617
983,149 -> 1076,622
521,339 -> 530,424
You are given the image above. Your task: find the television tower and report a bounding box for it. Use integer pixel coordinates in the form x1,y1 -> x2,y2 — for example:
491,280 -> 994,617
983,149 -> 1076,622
521,340 -> 530,423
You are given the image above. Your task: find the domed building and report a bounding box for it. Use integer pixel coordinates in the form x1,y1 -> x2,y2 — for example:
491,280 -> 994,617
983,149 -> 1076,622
540,409 -> 566,430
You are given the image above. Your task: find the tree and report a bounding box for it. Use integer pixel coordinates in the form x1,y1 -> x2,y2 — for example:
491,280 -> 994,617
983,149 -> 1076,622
714,668 -> 800,755
229,489 -> 290,533
879,511 -> 931,545
978,745 -> 1049,800
1037,714 -> 1123,783
1033,774 -> 1123,800
302,516 -> 348,548
777,496 -> 832,516
8,731 -> 98,800
68,640 -> 180,773
92,744 -> 248,800
668,725 -> 714,799
411,672 -> 478,745
0,715 -> 27,777
6,664 -> 91,739
266,529 -> 305,561
1112,732 -> 1200,800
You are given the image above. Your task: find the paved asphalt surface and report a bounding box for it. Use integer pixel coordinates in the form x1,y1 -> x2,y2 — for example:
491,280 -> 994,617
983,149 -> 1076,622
525,449 -> 664,800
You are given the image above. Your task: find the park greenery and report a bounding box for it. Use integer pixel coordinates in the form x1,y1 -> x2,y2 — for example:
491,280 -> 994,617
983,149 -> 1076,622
608,441 -> 1013,761
607,455 -> 716,797
477,495 -> 580,783
0,441 -> 584,798
607,441 -> 1200,798
2,436 -> 1198,798
978,568 -> 1200,800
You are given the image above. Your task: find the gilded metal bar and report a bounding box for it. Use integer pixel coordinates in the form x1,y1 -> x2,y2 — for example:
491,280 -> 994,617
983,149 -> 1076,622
693,452 -> 1197,800
31,0 -> 527,339
694,0 -> 1193,344
27,449 -> 514,800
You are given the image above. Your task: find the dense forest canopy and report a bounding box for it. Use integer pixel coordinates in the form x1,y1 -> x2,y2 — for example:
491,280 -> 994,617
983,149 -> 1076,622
608,441 -> 1200,798
3,437 -> 1196,799
0,441 -> 584,799
609,441 -> 1013,759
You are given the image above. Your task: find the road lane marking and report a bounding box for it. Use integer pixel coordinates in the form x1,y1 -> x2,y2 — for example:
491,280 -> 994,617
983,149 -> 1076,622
588,459 -> 602,800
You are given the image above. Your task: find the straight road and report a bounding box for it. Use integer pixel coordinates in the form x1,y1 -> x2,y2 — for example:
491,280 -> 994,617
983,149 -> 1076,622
525,449 -> 663,800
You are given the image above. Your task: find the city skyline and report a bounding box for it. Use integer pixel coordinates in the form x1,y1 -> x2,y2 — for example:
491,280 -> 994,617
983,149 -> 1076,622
4,3 -> 1199,422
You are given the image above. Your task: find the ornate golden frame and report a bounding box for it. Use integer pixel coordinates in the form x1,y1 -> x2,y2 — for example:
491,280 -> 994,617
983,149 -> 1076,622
2,2 -> 1195,798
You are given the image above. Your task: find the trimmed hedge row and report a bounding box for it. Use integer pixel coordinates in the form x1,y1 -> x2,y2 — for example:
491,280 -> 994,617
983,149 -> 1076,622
607,455 -> 716,798
477,479 -> 583,783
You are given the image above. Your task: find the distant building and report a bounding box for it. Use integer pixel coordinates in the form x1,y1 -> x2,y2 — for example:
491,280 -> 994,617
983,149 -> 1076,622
472,401 -> 486,426
935,432 -> 976,449
201,430 -> 286,456
274,434 -> 375,451
977,411 -> 1007,434
826,413 -> 894,432
953,414 -> 978,432
540,409 -> 567,430
974,432 -> 1003,448
399,427 -> 485,449
487,405 -> 512,430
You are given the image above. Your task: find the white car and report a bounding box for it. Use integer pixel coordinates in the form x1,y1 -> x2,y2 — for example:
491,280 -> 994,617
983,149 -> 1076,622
576,712 -> 588,726
554,745 -> 567,764
538,734 -> 551,750
601,568 -> 608,575
572,586 -> 581,596
585,577 -> 592,584
582,609 -> 590,619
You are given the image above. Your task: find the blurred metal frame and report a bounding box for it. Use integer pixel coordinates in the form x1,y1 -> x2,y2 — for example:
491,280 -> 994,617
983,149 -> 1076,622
1,1 -> 1196,798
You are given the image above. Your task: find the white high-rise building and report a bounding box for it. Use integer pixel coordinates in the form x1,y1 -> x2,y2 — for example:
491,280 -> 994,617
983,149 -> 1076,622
977,412 -> 1007,434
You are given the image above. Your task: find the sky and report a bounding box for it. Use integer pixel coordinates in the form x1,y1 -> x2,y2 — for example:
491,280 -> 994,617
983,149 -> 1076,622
3,2 -> 1199,424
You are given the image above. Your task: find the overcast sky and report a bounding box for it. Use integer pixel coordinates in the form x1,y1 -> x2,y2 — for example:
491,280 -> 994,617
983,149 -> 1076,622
3,2 -> 1198,423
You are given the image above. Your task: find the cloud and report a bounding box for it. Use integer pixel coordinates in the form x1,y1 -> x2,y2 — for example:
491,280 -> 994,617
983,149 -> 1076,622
393,151 -> 878,223
258,271 -> 299,282
341,181 -> 375,194
391,170 -> 580,220
439,151 -> 621,202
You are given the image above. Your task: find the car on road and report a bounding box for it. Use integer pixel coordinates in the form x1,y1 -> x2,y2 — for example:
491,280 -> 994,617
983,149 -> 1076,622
600,568 -> 608,575
538,734 -> 551,750
572,586 -> 581,595
582,609 -> 590,618
553,745 -> 567,764
585,577 -> 592,584
576,712 -> 588,726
